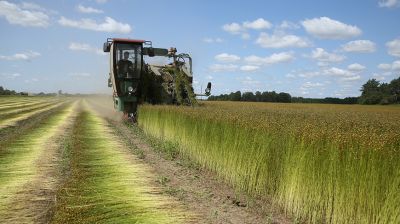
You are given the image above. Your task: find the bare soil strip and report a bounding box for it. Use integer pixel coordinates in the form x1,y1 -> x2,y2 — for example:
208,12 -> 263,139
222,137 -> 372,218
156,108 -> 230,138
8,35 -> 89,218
0,101 -> 78,223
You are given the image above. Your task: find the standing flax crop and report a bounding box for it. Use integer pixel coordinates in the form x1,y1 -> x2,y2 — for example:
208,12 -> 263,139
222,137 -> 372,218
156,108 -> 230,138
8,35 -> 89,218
138,101 -> 400,224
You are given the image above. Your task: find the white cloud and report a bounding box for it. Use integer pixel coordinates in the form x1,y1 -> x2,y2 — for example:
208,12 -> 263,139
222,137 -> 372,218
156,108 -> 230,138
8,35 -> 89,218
311,48 -> 345,63
244,55 -> 265,65
209,64 -> 238,72
301,81 -> 324,89
69,42 -> 91,51
372,73 -> 386,81
95,0 -> 108,3
215,53 -> 240,62
21,2 -> 45,11
265,52 -> 294,64
222,22 -> 243,34
222,22 -> 249,40
324,67 -> 361,81
58,16 -> 131,34
77,4 -> 103,14
278,21 -> 300,30
325,67 -> 354,77
0,1 -> 49,27
347,63 -> 366,71
378,60 -> 400,71
240,65 -> 260,72
378,63 -> 392,70
286,73 -> 296,78
1,73 -> 21,79
256,32 -> 310,48
379,0 -> 400,8
298,71 -> 321,78
222,18 -> 272,39
341,75 -> 361,81
243,18 -> 272,30
392,60 -> 400,70
203,37 -> 223,43
301,17 -> 361,39
223,18 -> 272,33
203,38 -> 213,43
241,33 -> 251,40
245,52 -> 294,65
24,78 -> 39,83
299,81 -> 325,96
69,42 -> 105,55
386,38 -> 400,57
241,76 -> 261,85
0,51 -> 40,61
342,40 -> 376,53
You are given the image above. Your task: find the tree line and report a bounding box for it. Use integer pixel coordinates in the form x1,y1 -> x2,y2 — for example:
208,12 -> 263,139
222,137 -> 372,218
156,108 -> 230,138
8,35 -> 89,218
208,91 -> 292,103
0,86 -> 27,95
208,76 -> 400,105
358,77 -> 400,104
0,86 -> 58,96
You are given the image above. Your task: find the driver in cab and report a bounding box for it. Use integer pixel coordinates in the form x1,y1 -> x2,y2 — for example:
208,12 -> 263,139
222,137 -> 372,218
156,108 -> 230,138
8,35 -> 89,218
117,51 -> 134,78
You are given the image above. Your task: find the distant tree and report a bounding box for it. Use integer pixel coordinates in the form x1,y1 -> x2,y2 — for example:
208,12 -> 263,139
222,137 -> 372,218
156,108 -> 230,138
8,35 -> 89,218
242,92 -> 256,101
0,86 -> 17,95
361,79 -> 380,94
359,79 -> 383,104
230,91 -> 241,101
255,91 -> 262,102
277,92 -> 291,103
209,90 -> 292,103
358,77 -> 399,105
342,97 -> 359,104
389,76 -> 400,103
262,91 -> 277,102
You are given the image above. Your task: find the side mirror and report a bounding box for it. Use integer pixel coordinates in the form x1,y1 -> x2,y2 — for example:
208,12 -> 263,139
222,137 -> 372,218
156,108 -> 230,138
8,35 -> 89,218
205,82 -> 212,96
108,77 -> 112,87
103,42 -> 111,52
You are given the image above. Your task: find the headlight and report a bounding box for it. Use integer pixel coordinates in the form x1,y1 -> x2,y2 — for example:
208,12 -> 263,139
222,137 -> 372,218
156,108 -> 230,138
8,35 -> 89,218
128,86 -> 134,92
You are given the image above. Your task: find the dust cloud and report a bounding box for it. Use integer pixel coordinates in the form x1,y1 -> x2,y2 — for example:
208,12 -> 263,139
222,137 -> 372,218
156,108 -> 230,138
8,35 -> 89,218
84,95 -> 123,122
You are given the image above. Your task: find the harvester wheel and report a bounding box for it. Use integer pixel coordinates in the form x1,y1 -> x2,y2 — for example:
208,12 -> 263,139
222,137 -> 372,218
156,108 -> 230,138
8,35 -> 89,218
128,113 -> 137,124
123,112 -> 137,124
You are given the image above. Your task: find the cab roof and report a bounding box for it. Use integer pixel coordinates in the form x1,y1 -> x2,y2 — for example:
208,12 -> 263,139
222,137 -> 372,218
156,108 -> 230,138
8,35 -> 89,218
112,38 -> 145,44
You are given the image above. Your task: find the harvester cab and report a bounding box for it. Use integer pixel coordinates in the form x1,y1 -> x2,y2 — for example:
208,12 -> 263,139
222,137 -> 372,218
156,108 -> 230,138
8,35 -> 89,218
103,38 -> 211,122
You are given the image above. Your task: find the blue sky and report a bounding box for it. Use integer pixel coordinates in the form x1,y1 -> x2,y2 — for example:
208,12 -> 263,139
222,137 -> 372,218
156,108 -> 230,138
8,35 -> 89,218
0,0 -> 399,97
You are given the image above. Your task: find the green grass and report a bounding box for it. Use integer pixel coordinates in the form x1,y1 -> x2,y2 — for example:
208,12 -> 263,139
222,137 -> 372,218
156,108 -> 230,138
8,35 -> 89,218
52,109 -> 193,223
138,102 -> 400,224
